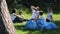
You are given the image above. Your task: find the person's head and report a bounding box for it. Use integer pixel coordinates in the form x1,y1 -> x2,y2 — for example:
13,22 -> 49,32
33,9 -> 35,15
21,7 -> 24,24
19,10 -> 23,15
34,5 -> 40,11
36,6 -> 40,10
12,8 -> 17,13
39,12 -> 43,16
47,7 -> 52,13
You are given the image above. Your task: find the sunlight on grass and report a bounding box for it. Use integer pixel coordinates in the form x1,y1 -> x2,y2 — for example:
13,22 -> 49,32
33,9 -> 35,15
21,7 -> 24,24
53,14 -> 60,20
16,30 -> 29,34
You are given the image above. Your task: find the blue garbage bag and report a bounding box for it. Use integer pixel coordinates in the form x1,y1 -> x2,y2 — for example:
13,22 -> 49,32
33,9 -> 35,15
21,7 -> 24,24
36,19 -> 58,30
36,19 -> 45,30
36,19 -> 44,25
24,20 -> 38,30
44,22 -> 58,30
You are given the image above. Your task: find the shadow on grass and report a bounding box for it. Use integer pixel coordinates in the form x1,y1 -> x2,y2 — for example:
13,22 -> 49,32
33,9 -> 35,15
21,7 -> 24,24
15,25 -> 24,30
15,20 -> 60,34
15,25 -> 37,31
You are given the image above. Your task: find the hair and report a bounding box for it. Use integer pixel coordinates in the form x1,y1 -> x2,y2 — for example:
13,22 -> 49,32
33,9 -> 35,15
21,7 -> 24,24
39,12 -> 43,16
34,6 -> 40,11
47,7 -> 52,12
12,8 -> 17,13
19,10 -> 23,14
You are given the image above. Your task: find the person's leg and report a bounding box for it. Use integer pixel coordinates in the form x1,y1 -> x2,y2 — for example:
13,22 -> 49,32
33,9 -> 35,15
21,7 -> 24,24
13,17 -> 23,23
17,18 -> 23,22
46,19 -> 51,22
13,17 -> 19,23
23,19 -> 29,21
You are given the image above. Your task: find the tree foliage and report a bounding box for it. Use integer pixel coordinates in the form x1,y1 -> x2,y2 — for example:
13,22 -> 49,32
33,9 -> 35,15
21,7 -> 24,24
6,0 -> 60,11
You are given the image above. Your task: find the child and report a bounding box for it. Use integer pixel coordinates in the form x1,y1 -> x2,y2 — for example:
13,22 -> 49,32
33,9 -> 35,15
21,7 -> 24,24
31,6 -> 40,20
39,12 -> 46,22
17,10 -> 28,22
18,10 -> 25,21
11,8 -> 17,22
46,7 -> 53,22
24,6 -> 40,30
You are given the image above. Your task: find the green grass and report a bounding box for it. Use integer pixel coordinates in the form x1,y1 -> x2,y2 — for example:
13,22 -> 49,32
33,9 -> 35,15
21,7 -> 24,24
14,13 -> 60,34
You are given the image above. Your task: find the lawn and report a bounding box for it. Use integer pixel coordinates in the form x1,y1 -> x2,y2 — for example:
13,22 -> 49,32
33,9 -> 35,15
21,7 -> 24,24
14,12 -> 60,34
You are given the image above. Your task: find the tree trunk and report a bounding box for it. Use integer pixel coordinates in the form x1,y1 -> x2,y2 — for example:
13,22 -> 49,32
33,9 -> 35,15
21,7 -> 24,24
0,0 -> 16,34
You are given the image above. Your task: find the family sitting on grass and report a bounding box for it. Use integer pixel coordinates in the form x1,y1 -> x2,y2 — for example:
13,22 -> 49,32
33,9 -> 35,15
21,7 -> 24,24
11,5 -> 58,30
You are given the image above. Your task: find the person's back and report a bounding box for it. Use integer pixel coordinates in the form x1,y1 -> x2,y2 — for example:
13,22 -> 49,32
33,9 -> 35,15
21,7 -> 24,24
11,13 -> 16,21
11,8 -> 17,21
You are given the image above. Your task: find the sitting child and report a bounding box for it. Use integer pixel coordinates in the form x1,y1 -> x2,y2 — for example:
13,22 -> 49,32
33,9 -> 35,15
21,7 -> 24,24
31,5 -> 40,20
46,7 -> 53,22
11,8 -> 17,22
17,10 -> 28,22
24,5 -> 40,30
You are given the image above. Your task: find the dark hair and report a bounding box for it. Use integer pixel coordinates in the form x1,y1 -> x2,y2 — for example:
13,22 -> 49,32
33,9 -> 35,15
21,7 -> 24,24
39,12 -> 43,16
12,8 -> 16,13
47,7 -> 52,10
19,11 -> 23,14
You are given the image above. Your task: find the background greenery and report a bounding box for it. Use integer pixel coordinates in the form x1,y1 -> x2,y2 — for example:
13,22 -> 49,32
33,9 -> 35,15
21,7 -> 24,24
6,0 -> 60,14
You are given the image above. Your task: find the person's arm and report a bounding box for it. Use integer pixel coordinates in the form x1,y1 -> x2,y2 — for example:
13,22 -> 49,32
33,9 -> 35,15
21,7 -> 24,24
13,13 -> 17,16
17,14 -> 25,19
22,15 -> 25,19
13,13 -> 21,18
31,6 -> 36,10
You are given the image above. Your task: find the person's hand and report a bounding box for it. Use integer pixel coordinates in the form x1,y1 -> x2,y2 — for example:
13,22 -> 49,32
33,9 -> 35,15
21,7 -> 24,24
13,13 -> 16,16
31,6 -> 36,10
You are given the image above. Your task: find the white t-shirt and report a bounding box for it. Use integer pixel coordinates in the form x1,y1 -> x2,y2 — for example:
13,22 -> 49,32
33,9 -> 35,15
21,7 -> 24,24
11,13 -> 16,21
39,10 -> 43,12
32,10 -> 39,19
47,12 -> 53,21
31,6 -> 39,19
